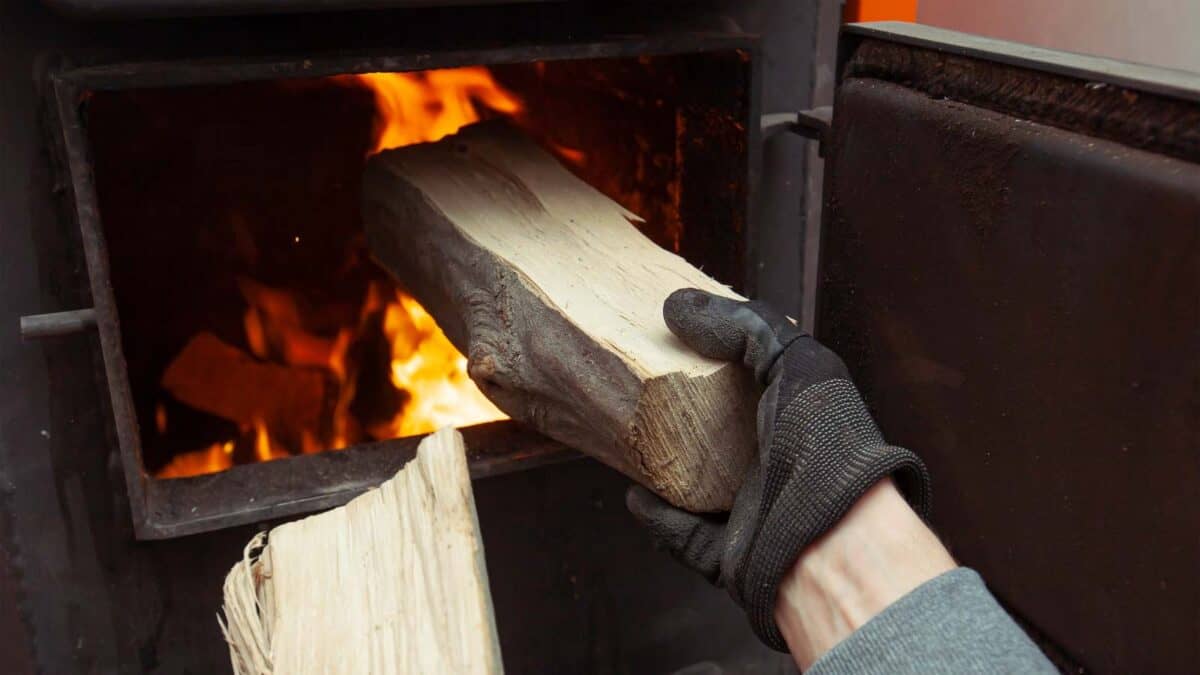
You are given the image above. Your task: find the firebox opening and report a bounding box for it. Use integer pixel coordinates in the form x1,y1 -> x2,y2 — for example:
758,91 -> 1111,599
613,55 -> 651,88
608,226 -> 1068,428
85,51 -> 750,480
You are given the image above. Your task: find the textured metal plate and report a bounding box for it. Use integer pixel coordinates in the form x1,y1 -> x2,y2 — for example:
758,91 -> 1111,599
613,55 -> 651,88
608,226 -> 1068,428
818,27 -> 1200,672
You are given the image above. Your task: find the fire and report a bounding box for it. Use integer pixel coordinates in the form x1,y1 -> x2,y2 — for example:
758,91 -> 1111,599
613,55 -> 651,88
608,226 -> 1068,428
154,66 -> 518,479
546,139 -> 587,167
253,418 -> 291,463
374,288 -> 504,439
346,68 -> 523,154
158,441 -> 234,479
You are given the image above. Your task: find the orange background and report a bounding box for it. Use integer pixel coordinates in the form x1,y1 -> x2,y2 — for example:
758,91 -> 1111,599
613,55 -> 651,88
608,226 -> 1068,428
844,0 -> 918,22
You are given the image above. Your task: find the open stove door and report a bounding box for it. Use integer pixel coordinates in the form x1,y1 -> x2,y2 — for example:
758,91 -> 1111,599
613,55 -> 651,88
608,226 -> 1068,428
813,22 -> 1199,673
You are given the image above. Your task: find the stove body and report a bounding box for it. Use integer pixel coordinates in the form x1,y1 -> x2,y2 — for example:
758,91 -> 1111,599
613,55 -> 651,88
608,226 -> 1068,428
0,0 -> 835,672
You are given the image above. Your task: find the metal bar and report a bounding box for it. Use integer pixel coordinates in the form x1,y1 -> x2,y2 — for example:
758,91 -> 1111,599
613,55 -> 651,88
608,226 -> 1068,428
759,112 -> 798,137
49,71 -> 156,539
800,0 -> 840,334
19,308 -> 97,339
760,107 -> 831,146
59,34 -> 757,91
792,106 -> 832,147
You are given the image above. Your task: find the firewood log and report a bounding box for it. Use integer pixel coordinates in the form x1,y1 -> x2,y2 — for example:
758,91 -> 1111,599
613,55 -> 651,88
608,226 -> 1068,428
161,331 -> 327,436
220,428 -> 501,674
362,121 -> 757,512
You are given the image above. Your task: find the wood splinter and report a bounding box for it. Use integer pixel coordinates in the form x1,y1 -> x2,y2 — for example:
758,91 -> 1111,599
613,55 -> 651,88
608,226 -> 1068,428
362,121 -> 757,512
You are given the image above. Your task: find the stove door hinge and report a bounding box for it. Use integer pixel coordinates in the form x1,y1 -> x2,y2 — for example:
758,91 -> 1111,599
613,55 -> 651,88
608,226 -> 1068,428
760,106 -> 833,157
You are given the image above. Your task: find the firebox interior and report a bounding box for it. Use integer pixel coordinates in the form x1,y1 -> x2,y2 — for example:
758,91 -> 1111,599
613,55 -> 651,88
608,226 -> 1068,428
83,50 -> 751,487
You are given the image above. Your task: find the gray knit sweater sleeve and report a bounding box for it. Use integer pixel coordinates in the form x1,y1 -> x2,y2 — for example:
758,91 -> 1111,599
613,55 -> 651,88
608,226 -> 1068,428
807,568 -> 1057,675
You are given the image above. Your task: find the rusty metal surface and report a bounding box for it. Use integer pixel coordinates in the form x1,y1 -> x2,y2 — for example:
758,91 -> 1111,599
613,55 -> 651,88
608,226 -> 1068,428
842,37 -> 1200,164
844,22 -> 1200,105
817,62 -> 1200,673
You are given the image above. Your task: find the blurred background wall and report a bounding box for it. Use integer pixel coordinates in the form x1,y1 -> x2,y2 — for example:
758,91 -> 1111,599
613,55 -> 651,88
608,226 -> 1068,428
847,0 -> 1200,73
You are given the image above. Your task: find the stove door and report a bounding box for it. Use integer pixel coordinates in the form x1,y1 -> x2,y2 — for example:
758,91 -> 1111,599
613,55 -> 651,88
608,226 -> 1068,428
816,22 -> 1200,673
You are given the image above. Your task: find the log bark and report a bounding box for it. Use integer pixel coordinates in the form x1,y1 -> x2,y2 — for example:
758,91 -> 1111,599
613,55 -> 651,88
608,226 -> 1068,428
220,428 -> 502,674
361,121 -> 757,512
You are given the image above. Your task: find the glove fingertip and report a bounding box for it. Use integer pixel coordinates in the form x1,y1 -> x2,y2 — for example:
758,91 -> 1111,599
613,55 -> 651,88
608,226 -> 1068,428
663,288 -> 745,361
663,288 -> 714,338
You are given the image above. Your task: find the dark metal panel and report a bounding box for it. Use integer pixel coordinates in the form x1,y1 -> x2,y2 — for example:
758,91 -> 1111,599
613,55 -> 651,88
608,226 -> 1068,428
43,0 -> 552,20
818,52 -> 1200,674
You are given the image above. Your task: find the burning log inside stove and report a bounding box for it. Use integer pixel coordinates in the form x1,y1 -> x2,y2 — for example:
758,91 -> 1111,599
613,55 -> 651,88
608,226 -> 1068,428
86,53 -> 748,484
120,68 -> 524,479
153,278 -> 508,478
162,332 -> 329,441
363,121 -> 758,512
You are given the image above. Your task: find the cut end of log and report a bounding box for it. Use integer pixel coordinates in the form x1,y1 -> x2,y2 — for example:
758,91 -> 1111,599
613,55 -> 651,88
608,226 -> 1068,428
632,365 -> 759,511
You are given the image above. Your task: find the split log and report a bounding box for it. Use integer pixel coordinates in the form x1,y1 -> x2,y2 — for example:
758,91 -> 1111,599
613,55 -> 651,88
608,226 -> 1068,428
362,121 -> 757,512
220,428 -> 502,674
161,331 -> 327,433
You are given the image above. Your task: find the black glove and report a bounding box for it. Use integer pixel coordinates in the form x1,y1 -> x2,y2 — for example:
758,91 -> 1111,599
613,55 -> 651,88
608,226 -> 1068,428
626,288 -> 932,651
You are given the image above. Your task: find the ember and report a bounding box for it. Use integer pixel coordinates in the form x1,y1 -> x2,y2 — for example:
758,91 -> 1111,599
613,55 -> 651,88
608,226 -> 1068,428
156,68 -> 515,479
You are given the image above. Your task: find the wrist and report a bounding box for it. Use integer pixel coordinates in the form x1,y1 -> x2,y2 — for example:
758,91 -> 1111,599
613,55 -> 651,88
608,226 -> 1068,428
774,479 -> 956,669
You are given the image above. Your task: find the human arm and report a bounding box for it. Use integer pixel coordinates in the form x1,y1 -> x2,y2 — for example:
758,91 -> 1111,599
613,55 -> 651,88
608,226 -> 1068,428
776,478 -> 955,667
628,288 -> 1055,672
777,479 -> 1053,674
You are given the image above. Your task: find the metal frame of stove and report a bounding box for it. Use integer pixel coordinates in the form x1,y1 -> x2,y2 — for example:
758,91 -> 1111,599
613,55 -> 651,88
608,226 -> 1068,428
37,33 -> 761,540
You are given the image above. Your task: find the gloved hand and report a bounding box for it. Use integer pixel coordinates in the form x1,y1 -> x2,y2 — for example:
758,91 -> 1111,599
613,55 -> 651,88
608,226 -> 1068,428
626,288 -> 932,651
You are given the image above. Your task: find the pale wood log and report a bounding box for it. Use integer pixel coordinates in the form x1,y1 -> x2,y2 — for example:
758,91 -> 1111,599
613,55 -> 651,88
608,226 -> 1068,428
220,428 -> 502,675
361,121 -> 757,512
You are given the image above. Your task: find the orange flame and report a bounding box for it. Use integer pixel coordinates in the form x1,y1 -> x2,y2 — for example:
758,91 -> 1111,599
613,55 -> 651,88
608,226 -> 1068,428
157,440 -> 234,479
546,139 -> 587,167
377,290 -> 504,438
253,418 -> 290,463
347,68 -> 523,154
155,66 -> 519,479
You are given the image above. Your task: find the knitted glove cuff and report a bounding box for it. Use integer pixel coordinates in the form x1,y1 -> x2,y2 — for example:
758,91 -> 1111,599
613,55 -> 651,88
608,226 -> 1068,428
743,380 -> 933,652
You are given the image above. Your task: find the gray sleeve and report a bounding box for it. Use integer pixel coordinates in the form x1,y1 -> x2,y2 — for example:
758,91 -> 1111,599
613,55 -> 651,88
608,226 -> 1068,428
806,568 -> 1057,675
